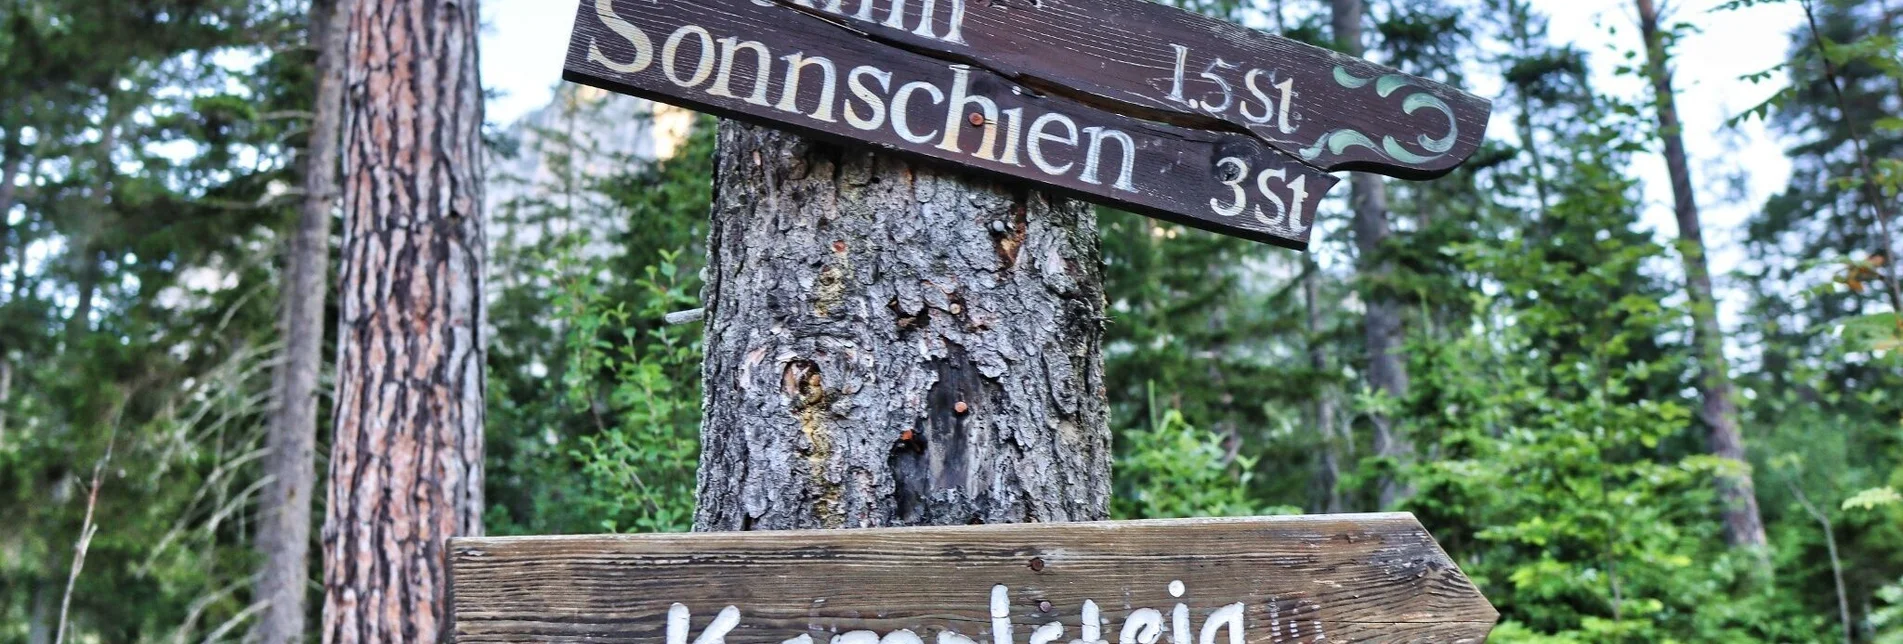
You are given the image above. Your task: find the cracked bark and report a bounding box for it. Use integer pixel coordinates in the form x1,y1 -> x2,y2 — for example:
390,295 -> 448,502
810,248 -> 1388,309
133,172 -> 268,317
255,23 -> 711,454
693,122 -> 1111,532
321,0 -> 486,641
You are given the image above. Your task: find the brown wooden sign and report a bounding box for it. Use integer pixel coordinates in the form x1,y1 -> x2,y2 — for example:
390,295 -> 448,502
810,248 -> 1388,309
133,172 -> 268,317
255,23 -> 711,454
761,0 -> 1494,180
448,515 -> 1498,642
563,0 -> 1339,249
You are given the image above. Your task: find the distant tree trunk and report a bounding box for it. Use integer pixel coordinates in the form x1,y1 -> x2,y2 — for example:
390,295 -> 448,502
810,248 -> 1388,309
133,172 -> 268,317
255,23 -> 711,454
1305,261 -> 1343,514
65,249 -> 99,342
1332,0 -> 1413,510
0,127 -> 20,252
693,123 -> 1111,531
252,0 -> 346,640
1635,0 -> 1768,550
320,0 -> 487,640
27,580 -> 55,644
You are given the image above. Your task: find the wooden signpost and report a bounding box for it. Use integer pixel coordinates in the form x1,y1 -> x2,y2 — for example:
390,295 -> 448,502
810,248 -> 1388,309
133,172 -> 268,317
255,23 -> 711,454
450,515 -> 1498,642
477,4 -> 1502,643
562,0 -> 1491,249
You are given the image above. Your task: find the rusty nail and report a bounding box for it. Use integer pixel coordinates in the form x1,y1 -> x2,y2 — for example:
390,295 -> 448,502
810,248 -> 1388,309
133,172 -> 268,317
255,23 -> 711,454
955,401 -> 969,414
833,240 -> 847,253
968,112 -> 986,126
1038,600 -> 1053,613
900,429 -> 915,442
1028,557 -> 1045,572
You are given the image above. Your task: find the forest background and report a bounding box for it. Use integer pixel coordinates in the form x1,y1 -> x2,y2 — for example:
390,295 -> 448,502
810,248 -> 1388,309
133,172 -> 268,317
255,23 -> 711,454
2,0 -> 1902,640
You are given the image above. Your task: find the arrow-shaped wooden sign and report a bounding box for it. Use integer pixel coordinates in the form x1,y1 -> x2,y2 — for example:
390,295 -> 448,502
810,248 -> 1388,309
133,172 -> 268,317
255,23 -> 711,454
561,0 -> 1490,249
565,0 -> 1340,249
448,514 -> 1497,642
761,0 -> 1494,180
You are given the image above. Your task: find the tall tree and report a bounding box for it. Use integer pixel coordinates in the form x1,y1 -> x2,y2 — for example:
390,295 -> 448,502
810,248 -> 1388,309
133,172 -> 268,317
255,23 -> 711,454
253,0 -> 347,640
1634,0 -> 1769,550
320,0 -> 487,640
692,123 -> 1110,530
1332,0 -> 1413,509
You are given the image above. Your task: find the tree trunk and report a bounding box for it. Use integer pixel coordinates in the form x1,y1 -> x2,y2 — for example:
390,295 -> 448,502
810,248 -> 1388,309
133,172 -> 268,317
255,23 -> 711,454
0,127 -> 21,264
320,0 -> 487,640
65,249 -> 99,342
253,0 -> 346,640
693,122 -> 1111,532
1635,0 -> 1768,550
1305,261 -> 1343,514
1332,0 -> 1412,511
27,579 -> 55,644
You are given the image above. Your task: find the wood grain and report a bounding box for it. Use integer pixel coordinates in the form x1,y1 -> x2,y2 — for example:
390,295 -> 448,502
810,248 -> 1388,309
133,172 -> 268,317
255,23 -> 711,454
449,515 -> 1497,642
563,0 -> 1338,249
761,0 -> 1493,179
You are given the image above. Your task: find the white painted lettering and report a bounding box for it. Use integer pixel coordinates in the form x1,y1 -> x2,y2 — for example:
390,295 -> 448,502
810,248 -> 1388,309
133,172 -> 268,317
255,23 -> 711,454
1120,608 -> 1164,644
991,585 -> 1015,644
882,631 -> 926,644
588,0 -> 653,73
1027,113 -> 1078,176
997,107 -> 1025,166
891,80 -> 945,144
1273,78 -> 1297,134
661,26 -> 715,88
777,53 -> 839,122
845,66 -> 894,131
1080,127 -> 1136,191
667,604 -> 741,644
1070,599 -> 1107,644
939,65 -> 1000,159
916,0 -> 966,44
1197,604 -> 1243,644
1240,69 -> 1275,125
711,37 -> 773,105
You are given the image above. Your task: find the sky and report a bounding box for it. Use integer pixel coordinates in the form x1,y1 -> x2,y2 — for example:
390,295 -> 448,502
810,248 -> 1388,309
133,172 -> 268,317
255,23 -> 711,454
477,0 -> 1809,323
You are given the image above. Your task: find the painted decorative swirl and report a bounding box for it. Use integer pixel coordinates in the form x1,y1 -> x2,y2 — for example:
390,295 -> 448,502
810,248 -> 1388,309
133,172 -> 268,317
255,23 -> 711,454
1299,67 -> 1459,166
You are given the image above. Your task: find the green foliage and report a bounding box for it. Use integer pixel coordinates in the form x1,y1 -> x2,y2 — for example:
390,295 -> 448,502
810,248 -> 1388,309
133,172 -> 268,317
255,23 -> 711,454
556,247 -> 702,533
484,106 -> 717,537
1113,384 -> 1293,520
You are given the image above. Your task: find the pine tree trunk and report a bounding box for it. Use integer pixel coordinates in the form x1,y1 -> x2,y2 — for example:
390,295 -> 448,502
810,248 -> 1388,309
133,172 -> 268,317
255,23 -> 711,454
1636,0 -> 1768,550
693,122 -> 1111,532
1332,0 -> 1413,510
320,0 -> 487,640
253,0 -> 346,640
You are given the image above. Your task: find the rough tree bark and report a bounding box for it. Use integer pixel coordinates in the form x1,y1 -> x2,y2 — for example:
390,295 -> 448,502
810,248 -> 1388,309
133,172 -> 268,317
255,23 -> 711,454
320,0 -> 487,640
252,0 -> 346,640
1331,0 -> 1413,510
1635,0 -> 1768,550
693,122 -> 1111,532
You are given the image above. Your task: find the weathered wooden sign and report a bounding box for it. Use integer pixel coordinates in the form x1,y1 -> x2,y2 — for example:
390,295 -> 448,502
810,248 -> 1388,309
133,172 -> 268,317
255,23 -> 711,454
759,0 -> 1492,180
449,515 -> 1498,642
564,0 -> 1350,249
